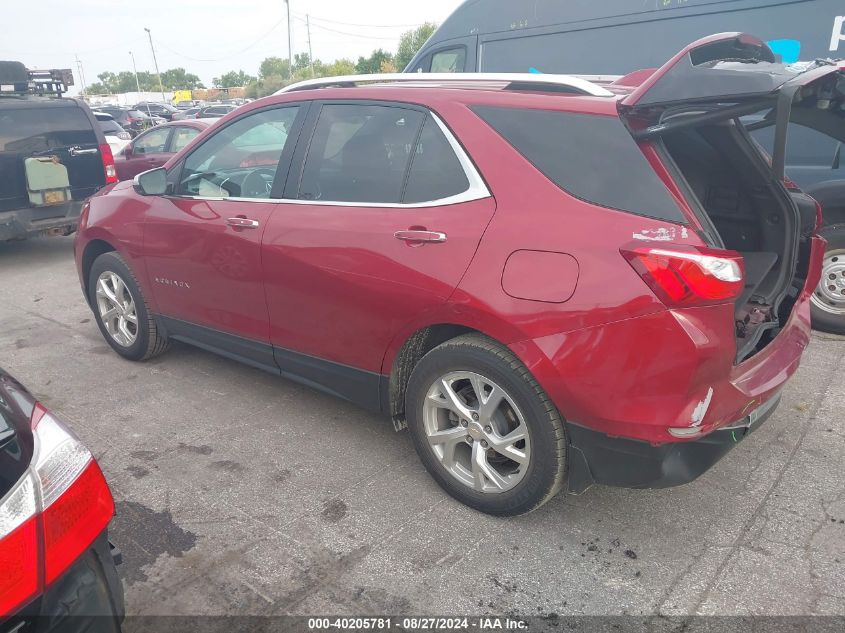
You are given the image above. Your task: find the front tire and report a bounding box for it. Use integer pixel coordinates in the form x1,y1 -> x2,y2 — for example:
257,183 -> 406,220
811,224 -> 845,336
405,334 -> 566,516
88,252 -> 169,361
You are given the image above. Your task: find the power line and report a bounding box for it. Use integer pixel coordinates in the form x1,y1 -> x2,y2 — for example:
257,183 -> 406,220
294,12 -> 422,29
292,16 -> 402,41
158,17 -> 287,62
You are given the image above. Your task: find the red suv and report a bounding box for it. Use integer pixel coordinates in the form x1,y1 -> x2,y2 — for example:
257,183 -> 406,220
74,34 -> 836,515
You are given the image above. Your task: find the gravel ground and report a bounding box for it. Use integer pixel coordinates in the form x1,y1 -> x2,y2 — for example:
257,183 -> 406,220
1,236 -> 843,618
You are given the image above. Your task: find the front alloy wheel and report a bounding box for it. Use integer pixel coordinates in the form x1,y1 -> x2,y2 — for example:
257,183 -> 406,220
423,371 -> 530,493
95,271 -> 138,347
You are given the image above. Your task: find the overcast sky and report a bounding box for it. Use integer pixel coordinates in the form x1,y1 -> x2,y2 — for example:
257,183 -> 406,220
2,0 -> 462,94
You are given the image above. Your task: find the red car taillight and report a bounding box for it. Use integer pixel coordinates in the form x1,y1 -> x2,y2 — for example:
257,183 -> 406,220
622,245 -> 744,307
99,143 -> 118,184
0,404 -> 114,616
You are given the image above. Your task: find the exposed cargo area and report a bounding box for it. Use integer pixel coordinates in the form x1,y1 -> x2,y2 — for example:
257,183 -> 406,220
660,119 -> 802,361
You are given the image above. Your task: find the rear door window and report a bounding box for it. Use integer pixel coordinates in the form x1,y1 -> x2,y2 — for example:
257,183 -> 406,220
133,127 -> 171,154
298,104 -> 424,204
472,105 -> 685,223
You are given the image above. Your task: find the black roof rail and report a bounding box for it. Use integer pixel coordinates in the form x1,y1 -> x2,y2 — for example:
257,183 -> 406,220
0,61 -> 73,98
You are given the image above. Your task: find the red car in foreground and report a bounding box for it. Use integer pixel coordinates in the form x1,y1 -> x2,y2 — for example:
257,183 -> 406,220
74,34 -> 836,515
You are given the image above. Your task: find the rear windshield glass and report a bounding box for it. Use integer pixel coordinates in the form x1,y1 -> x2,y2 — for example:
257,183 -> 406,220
0,105 -> 95,151
98,119 -> 123,134
471,106 -> 685,223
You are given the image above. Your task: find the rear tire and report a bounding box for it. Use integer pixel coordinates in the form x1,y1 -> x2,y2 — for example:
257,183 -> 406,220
811,224 -> 845,336
88,252 -> 169,361
405,334 -> 566,516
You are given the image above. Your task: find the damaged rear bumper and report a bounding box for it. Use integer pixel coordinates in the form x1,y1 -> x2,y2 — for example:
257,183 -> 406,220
566,393 -> 781,493
0,201 -> 82,241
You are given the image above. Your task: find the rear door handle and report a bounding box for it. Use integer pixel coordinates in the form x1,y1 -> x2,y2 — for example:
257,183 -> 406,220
394,230 -> 447,243
68,146 -> 99,157
226,217 -> 259,229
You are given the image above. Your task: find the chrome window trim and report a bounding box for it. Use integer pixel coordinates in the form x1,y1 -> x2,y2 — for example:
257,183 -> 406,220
175,112 -> 491,208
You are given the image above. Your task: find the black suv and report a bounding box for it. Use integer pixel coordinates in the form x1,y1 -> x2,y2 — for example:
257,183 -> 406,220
93,106 -> 162,137
134,101 -> 178,121
0,61 -> 116,242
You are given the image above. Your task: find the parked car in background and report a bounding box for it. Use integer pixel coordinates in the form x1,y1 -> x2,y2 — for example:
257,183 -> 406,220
93,106 -> 163,137
113,118 -> 213,181
195,103 -> 237,118
75,34 -> 834,515
0,61 -> 116,241
134,101 -> 178,121
94,111 -> 132,156
0,368 -> 123,630
406,0 -> 845,335
171,106 -> 201,121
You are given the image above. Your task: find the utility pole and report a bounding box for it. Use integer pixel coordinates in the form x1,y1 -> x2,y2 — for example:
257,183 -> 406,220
284,0 -> 293,80
74,55 -> 87,96
144,27 -> 166,102
306,14 -> 314,77
129,51 -> 142,94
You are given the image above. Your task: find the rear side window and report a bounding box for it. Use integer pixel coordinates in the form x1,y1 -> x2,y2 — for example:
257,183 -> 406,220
472,106 -> 685,223
404,116 -> 469,203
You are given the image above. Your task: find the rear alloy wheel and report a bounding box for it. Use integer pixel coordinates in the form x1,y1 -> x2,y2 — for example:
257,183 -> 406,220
810,225 -> 845,335
406,334 -> 566,516
88,251 -> 169,361
422,371 -> 531,493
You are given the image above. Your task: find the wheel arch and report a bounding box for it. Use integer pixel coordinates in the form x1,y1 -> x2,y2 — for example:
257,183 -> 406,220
80,239 -> 117,304
805,180 -> 845,226
381,315 -> 565,429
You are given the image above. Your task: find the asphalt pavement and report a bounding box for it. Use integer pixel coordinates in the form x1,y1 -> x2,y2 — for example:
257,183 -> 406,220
1,236 -> 843,618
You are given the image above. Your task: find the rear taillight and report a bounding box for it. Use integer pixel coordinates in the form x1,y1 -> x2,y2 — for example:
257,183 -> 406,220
0,404 -> 114,616
99,143 -> 118,184
622,245 -> 744,307
0,478 -> 38,616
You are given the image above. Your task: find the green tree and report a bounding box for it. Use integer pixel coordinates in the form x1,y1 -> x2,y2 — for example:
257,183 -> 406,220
323,58 -> 356,77
395,22 -> 437,71
213,69 -> 256,88
355,48 -> 394,75
160,67 -> 204,90
259,56 -> 291,80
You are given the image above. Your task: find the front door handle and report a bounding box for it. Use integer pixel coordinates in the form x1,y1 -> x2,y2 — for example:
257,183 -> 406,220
394,229 -> 447,243
226,217 -> 259,229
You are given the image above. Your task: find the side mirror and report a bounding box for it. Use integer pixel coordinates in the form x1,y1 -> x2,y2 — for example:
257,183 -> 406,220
134,167 -> 167,196
123,144 -> 133,158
